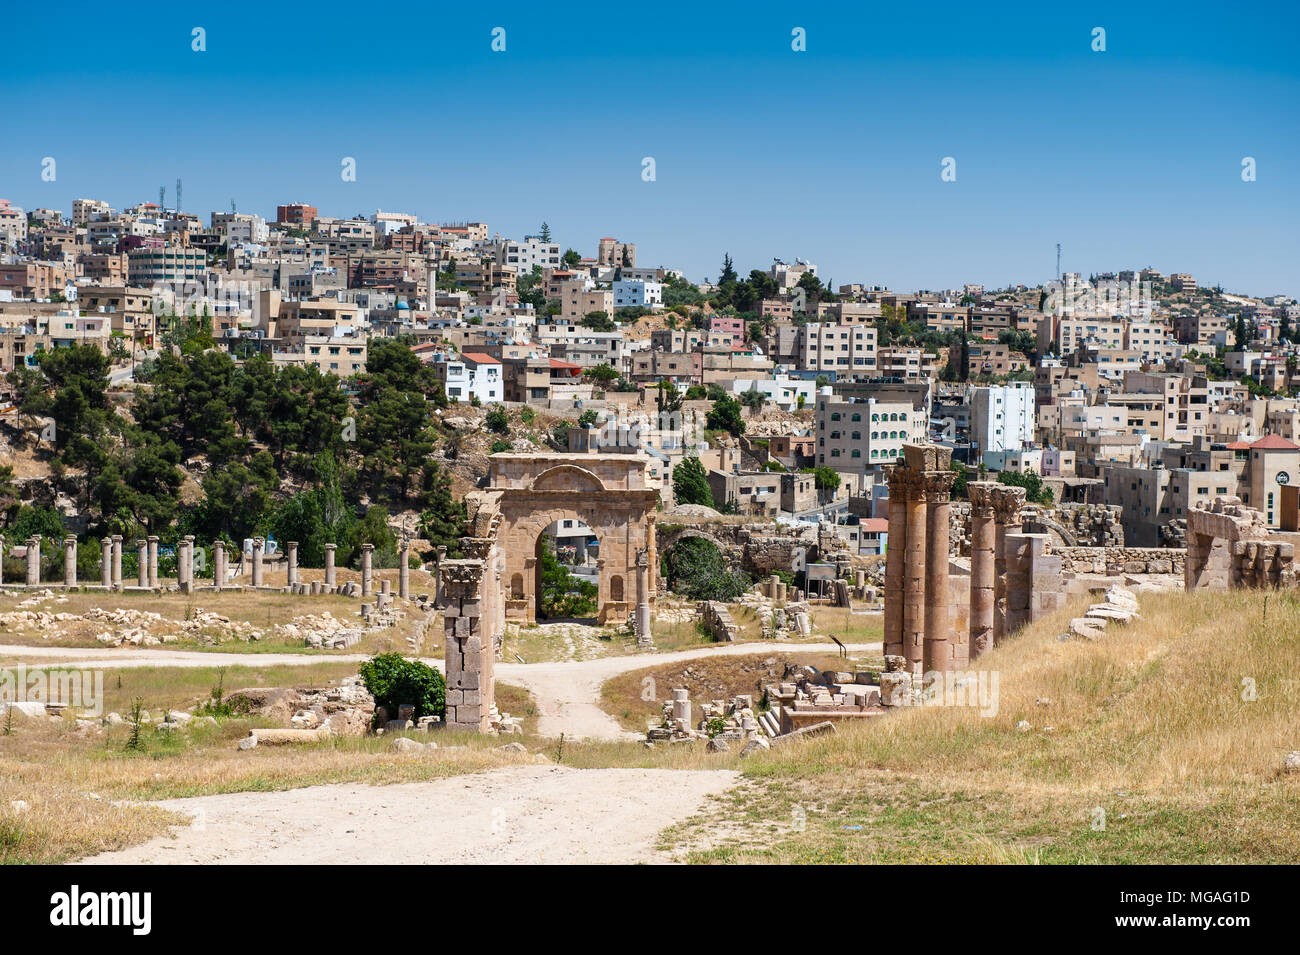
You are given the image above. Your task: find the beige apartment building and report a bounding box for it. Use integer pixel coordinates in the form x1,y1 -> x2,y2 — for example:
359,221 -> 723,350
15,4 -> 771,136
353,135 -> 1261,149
815,396 -> 926,472
1174,312 -> 1229,346
798,323 -> 878,375
875,345 -> 939,380
0,262 -> 72,300
1038,315 -> 1125,355
77,286 -> 156,340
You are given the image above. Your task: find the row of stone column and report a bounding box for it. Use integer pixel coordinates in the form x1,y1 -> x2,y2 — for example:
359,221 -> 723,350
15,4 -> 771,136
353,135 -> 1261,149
883,450 -> 956,675
965,482 -> 1026,657
2,534 -> 417,597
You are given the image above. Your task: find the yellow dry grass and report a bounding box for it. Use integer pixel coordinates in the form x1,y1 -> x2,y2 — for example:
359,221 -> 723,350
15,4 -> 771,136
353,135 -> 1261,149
666,588 -> 1300,863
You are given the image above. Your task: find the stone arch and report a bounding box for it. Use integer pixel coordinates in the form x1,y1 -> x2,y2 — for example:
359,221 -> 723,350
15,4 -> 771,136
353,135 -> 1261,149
529,464 -> 606,494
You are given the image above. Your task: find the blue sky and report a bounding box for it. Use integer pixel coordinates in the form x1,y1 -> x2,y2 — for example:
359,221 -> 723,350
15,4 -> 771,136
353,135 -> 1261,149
2,1 -> 1297,296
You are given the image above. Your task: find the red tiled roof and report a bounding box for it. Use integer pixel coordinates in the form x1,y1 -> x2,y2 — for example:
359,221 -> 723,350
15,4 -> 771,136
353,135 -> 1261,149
1224,441 -> 1251,450
460,352 -> 500,364
1250,434 -> 1300,450
549,358 -> 582,370
859,518 -> 889,532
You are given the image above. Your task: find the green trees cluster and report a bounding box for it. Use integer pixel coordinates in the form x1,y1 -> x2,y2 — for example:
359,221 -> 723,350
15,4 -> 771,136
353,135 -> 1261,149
3,338 -> 467,567
536,537 -> 597,619
672,456 -> 714,508
661,537 -> 751,602
996,469 -> 1054,505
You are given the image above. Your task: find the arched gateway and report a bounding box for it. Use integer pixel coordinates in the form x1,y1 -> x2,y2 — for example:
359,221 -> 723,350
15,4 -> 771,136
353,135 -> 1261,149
436,454 -> 658,733
492,454 -> 658,625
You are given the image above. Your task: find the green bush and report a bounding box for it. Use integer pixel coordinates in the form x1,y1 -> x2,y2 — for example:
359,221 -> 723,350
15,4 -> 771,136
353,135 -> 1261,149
358,653 -> 446,721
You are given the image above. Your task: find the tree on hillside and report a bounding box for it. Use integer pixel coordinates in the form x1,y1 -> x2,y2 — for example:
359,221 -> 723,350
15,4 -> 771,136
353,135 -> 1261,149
705,393 -> 746,437
673,455 -> 713,507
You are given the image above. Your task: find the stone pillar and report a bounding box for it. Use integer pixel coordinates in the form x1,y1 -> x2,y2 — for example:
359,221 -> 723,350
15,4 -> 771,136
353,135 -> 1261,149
147,536 -> 159,588
883,468 -> 908,660
0,536 -> 5,585
923,471 -> 956,674
214,540 -> 225,592
398,539 -> 410,599
967,483 -> 997,659
324,544 -> 336,587
990,486 -> 1026,643
25,537 -> 40,586
136,539 -> 148,588
635,548 -> 652,647
64,536 -> 78,588
251,537 -> 264,588
180,535 -> 195,593
361,544 -> 374,597
100,537 -> 112,588
902,481 -> 927,676
110,535 -> 123,591
440,555 -> 496,733
286,541 -> 298,588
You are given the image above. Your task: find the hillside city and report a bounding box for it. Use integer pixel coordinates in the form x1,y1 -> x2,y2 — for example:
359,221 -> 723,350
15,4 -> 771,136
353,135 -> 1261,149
0,193 -> 1296,880
1,196 -> 1298,548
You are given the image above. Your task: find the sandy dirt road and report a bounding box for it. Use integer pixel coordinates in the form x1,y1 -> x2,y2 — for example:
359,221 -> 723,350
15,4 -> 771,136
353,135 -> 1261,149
80,765 -> 738,865
0,640 -> 879,740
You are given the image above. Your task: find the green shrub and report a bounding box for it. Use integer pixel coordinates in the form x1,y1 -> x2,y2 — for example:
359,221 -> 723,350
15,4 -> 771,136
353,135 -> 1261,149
358,653 -> 446,721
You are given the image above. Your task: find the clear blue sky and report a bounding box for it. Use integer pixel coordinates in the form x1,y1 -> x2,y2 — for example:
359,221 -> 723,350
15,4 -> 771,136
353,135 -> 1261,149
3,1 -> 1297,296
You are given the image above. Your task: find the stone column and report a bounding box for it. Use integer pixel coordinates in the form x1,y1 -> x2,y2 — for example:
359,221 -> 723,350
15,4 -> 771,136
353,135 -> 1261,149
100,537 -> 112,588
324,544 -> 336,587
181,535 -> 195,593
64,536 -> 78,588
902,478 -> 927,676
360,544 -> 374,597
110,535 -> 123,591
136,539 -> 148,588
635,548 -> 652,647
251,537 -> 264,588
990,486 -> 1026,643
147,536 -> 159,588
25,537 -> 40,586
214,540 -> 225,592
286,541 -> 298,588
398,539 -> 410,599
883,468 -> 908,660
967,483 -> 997,659
923,471 -> 956,674
0,536 -> 5,585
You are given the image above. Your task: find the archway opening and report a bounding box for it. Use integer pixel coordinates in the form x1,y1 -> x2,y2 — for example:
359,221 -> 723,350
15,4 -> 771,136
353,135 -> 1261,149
534,517 -> 599,622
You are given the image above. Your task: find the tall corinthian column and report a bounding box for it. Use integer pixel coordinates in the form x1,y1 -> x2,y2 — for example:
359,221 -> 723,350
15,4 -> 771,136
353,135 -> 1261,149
923,470 -> 956,674
967,482 -> 997,659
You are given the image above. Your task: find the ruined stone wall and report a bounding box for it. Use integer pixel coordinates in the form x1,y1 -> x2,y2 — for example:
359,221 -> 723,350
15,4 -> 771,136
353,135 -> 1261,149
698,601 -> 740,642
1054,546 -> 1186,576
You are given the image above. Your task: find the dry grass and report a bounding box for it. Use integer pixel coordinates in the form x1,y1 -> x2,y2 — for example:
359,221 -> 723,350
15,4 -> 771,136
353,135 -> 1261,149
0,586 -> 436,656
664,589 -> 1300,863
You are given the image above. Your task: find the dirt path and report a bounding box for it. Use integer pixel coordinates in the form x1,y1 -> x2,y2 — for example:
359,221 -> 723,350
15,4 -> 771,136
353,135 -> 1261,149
79,765 -> 738,865
0,640 -> 879,740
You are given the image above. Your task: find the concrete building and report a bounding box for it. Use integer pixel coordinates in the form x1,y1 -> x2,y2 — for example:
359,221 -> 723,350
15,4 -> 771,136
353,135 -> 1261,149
815,395 -> 927,472
971,383 -> 1036,463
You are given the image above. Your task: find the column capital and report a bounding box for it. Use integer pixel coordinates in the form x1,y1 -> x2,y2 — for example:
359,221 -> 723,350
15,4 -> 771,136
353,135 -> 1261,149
966,480 -> 999,518
923,471 -> 957,504
990,485 -> 1027,524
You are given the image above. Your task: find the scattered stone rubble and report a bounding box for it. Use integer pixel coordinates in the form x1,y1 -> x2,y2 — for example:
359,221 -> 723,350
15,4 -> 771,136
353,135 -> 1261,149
1064,584 -> 1141,640
274,611 -> 363,649
698,601 -> 740,642
647,687 -> 765,744
764,662 -> 884,733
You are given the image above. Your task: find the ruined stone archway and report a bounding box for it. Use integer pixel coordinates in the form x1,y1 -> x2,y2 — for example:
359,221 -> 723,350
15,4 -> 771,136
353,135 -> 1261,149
489,454 -> 659,626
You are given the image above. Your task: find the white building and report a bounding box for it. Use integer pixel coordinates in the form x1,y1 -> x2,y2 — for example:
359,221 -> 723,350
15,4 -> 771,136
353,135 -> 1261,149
434,351 -> 502,404
731,374 -> 819,411
613,279 -> 662,310
972,382 -> 1036,463
486,235 -> 561,275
